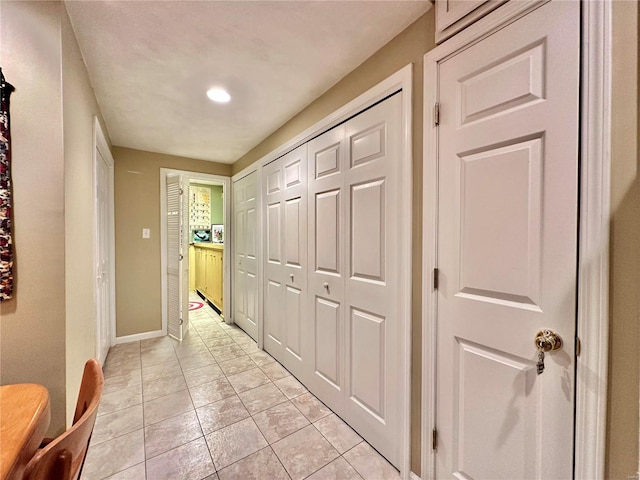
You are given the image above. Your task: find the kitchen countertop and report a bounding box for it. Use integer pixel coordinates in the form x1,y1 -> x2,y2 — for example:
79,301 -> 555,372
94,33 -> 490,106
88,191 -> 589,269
191,242 -> 224,250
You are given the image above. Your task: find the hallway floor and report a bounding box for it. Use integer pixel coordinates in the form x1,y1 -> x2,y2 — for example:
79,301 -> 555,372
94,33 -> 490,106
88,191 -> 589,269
82,295 -> 400,480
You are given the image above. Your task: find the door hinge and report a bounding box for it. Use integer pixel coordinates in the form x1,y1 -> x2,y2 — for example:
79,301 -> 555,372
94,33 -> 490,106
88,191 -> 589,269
432,428 -> 438,450
434,102 -> 440,126
179,318 -> 184,325
179,188 -> 183,195
576,336 -> 581,357
433,268 -> 439,290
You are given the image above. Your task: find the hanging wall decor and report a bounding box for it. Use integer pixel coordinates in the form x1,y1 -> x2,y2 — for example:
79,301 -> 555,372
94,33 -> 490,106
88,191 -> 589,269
0,68 -> 15,301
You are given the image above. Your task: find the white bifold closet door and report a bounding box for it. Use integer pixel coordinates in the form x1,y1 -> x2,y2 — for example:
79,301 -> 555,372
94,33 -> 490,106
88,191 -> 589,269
263,145 -> 308,380
233,171 -> 258,340
307,93 -> 403,467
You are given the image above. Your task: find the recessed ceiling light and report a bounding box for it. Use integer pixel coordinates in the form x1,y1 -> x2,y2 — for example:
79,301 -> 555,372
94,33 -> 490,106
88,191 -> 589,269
207,88 -> 231,103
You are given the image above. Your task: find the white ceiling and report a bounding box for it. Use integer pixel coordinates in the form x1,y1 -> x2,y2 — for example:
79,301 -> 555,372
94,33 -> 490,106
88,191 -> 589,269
65,1 -> 431,164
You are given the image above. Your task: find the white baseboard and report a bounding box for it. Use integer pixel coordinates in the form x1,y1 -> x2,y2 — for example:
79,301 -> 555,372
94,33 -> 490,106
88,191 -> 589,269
410,472 -> 421,480
114,330 -> 163,345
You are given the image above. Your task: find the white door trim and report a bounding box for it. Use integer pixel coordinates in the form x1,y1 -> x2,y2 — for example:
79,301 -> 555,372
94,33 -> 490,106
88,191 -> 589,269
239,64 -> 413,478
574,0 -> 612,477
93,116 -> 115,360
421,1 -> 612,478
160,169 -> 231,335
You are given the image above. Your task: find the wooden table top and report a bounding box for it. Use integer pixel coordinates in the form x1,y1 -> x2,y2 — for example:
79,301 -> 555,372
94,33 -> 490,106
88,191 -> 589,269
0,384 -> 50,480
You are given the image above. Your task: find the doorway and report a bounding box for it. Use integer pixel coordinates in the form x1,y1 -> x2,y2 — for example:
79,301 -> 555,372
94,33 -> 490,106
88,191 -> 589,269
160,169 -> 231,340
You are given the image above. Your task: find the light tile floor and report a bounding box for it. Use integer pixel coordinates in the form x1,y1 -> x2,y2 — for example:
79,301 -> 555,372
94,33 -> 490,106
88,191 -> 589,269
82,295 -> 400,480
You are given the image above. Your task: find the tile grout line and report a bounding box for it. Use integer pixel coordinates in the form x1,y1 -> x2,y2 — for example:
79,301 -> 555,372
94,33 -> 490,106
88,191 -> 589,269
97,297 -> 387,480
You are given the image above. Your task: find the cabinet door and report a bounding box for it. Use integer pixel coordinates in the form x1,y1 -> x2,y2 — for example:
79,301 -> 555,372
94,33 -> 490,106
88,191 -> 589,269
197,248 -> 203,292
213,250 -> 223,310
194,248 -> 202,291
188,245 -> 195,291
436,0 -> 507,43
207,250 -> 215,299
217,251 -> 224,310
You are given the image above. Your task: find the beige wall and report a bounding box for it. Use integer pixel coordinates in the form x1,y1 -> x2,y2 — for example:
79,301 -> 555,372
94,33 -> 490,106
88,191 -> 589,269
211,185 -> 224,225
233,11 -> 436,474
113,147 -> 231,337
0,1 -> 67,435
607,2 -> 640,477
61,5 -> 112,425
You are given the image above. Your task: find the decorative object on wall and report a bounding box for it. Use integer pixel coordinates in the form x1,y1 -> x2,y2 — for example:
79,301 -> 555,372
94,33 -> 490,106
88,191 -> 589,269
211,224 -> 223,243
189,185 -> 211,230
0,68 -> 15,302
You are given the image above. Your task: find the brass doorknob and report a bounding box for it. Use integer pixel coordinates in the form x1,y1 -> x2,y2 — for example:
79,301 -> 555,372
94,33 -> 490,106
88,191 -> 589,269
534,329 -> 562,352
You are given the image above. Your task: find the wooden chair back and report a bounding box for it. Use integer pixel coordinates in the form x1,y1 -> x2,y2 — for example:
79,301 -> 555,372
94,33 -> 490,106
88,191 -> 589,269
22,359 -> 104,480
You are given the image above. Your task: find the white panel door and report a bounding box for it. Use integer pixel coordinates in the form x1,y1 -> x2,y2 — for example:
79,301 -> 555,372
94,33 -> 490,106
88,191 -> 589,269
282,146 -> 308,375
435,2 -> 579,478
263,159 -> 285,352
342,93 -> 402,466
95,148 -> 111,364
307,125 -> 347,409
263,145 -> 308,379
307,93 -> 403,467
166,174 -> 189,340
233,171 -> 258,340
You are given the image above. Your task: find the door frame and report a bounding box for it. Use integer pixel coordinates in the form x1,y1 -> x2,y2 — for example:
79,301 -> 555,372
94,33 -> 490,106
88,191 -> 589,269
160,169 -> 231,335
93,116 -> 115,363
236,64 -> 413,477
231,166 -> 264,348
421,1 -> 612,479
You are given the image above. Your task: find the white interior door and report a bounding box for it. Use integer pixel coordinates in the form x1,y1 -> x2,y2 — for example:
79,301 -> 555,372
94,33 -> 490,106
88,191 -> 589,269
95,147 -> 111,364
434,2 -> 579,478
307,93 -> 403,467
263,145 -> 308,379
167,174 -> 189,340
233,172 -> 258,340
307,123 -> 347,409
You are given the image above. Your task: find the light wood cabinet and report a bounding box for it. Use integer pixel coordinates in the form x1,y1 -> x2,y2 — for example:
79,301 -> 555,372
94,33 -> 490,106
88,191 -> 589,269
189,245 -> 195,291
193,243 -> 223,315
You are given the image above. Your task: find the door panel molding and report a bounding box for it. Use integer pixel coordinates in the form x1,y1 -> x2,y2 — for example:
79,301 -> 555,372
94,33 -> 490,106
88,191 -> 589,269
422,1 -> 612,478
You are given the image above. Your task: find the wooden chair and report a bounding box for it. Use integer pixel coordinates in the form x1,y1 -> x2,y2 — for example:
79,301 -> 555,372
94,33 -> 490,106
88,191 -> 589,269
22,358 -> 104,480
